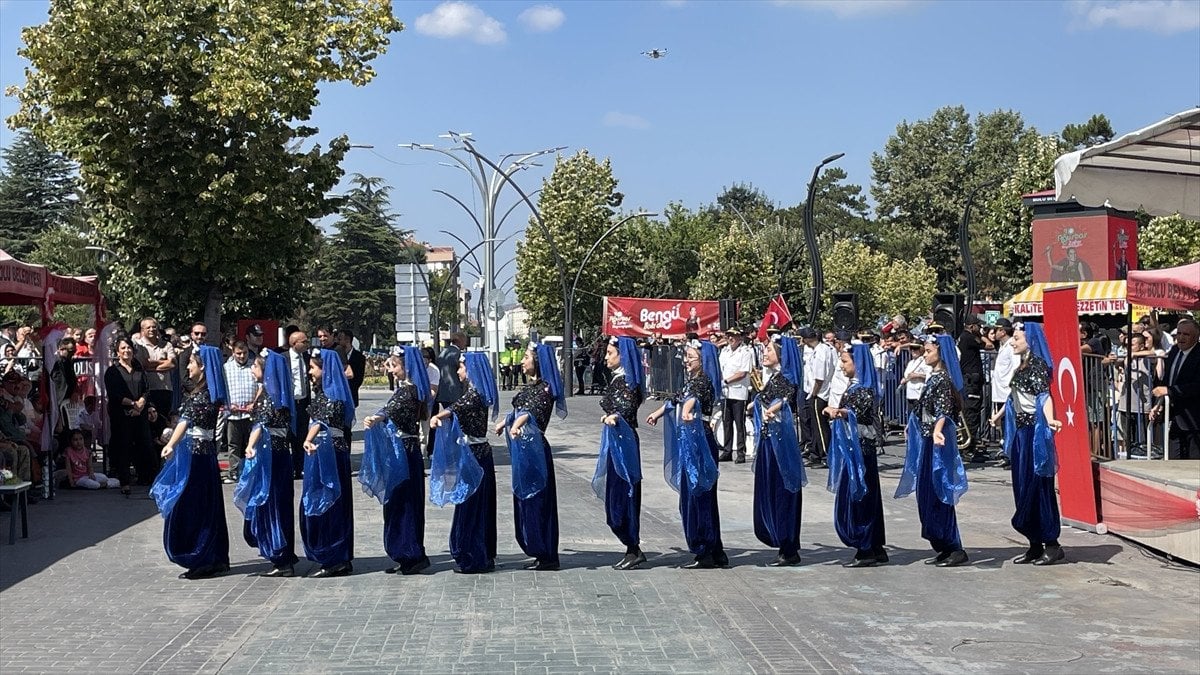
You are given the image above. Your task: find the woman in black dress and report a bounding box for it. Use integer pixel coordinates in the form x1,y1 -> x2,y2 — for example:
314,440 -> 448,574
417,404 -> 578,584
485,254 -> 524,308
362,346 -> 431,575
155,345 -> 231,579
645,339 -> 726,569
103,336 -> 148,495
495,342 -> 565,571
430,351 -> 499,574
596,336 -> 646,571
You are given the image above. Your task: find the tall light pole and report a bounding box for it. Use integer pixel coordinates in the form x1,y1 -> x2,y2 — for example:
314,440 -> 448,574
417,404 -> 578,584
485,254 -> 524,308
960,178 -> 1001,315
802,152 -> 844,326
406,136 -> 564,359
566,211 -> 657,395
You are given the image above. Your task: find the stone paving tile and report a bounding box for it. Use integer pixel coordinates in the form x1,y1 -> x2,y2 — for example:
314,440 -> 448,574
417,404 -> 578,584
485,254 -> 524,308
3,390 -> 1199,674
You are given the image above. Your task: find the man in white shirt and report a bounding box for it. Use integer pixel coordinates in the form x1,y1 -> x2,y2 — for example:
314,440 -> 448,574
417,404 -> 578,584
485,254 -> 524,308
989,319 -> 1017,463
799,327 -> 836,466
222,341 -> 258,483
718,327 -> 753,463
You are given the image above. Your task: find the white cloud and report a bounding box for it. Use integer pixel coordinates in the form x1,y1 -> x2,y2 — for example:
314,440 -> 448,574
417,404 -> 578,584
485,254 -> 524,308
1068,1 -> 1199,35
602,111 -> 651,130
771,0 -> 923,18
663,0 -> 689,7
519,5 -> 565,32
414,1 -> 506,44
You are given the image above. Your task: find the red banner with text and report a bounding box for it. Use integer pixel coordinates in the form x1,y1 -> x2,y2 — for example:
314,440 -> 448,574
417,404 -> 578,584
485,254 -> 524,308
602,296 -> 721,339
1042,286 -> 1100,528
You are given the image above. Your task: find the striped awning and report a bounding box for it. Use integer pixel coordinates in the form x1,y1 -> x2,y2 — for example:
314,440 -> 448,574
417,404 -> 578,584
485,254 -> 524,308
1005,280 -> 1152,317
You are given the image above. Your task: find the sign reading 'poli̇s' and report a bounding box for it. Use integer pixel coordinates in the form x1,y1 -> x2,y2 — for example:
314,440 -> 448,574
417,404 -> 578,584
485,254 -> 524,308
602,296 -> 721,339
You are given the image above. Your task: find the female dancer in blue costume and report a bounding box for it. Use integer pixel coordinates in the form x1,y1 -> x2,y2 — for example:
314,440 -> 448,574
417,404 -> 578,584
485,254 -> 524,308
430,351 -> 499,574
155,345 -> 231,580
989,322 -> 1065,566
597,337 -> 646,571
645,339 -> 726,569
751,335 -> 806,567
494,342 -> 565,571
362,347 -> 432,575
824,344 -> 888,567
300,348 -> 356,578
896,335 -> 969,568
239,350 -> 299,577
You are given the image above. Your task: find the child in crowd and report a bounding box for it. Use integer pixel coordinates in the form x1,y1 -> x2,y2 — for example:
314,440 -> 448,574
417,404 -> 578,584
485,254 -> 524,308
65,430 -> 119,489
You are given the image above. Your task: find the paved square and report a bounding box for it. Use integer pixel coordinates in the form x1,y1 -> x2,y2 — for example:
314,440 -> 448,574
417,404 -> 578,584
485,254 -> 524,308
2,390 -> 1198,673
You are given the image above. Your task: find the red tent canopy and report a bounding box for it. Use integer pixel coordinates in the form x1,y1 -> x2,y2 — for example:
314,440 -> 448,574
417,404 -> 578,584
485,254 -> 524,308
0,249 -> 48,306
1126,262 -> 1200,311
0,248 -> 104,322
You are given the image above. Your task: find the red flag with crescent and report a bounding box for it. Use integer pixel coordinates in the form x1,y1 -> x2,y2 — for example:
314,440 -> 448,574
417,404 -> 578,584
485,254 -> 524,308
757,294 -> 792,342
1042,286 -> 1100,528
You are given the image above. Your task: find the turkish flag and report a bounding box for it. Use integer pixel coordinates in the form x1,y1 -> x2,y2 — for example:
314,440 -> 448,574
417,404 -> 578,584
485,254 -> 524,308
757,294 -> 792,342
1042,286 -> 1100,528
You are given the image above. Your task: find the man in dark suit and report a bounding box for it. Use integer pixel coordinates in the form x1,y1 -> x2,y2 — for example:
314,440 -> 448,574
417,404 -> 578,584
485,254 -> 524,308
337,328 -> 366,408
171,322 -> 206,414
1151,318 -> 1199,460
286,330 -> 312,479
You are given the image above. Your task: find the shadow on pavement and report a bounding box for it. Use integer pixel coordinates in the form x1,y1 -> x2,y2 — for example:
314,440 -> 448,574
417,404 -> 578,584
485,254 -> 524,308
0,487 -> 160,592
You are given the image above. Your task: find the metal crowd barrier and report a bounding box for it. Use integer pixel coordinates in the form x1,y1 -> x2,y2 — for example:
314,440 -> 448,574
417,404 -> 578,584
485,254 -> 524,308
644,345 -> 685,399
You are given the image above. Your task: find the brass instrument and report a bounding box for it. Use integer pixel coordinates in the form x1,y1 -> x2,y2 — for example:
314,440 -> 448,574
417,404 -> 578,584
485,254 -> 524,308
749,367 -> 764,392
955,411 -> 972,449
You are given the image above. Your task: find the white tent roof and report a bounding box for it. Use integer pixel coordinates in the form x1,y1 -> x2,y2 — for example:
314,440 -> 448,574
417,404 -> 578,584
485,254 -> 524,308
1054,108 -> 1200,221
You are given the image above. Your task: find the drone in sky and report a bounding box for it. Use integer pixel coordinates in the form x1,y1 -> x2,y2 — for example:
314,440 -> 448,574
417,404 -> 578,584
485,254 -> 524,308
641,49 -> 667,60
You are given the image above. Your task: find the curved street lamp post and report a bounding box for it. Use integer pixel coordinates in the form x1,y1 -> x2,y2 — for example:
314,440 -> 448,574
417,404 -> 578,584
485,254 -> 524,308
802,152 -> 844,326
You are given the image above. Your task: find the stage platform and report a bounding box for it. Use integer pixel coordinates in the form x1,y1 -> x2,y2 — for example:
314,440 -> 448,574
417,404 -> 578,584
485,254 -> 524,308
1098,460 -> 1200,565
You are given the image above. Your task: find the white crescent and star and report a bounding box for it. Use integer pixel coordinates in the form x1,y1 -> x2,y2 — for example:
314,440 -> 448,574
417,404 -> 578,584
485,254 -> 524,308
1056,357 -> 1079,427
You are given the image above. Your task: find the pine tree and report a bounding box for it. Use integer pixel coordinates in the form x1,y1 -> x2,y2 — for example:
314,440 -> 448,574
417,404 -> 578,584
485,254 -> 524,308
306,174 -> 409,345
0,131 -> 79,257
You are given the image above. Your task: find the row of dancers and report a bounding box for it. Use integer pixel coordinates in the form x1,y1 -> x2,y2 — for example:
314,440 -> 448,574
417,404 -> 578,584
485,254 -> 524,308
150,323 -> 1066,579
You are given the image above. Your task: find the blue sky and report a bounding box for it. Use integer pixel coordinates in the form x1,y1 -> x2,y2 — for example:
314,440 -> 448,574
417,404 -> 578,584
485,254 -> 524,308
2,0 -> 1198,295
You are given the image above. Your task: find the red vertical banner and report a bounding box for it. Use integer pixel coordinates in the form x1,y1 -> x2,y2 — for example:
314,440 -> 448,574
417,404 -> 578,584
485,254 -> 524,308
1042,286 -> 1100,528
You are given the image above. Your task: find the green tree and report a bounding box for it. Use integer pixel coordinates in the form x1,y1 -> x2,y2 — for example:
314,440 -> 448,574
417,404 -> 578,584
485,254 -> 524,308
870,106 -> 1036,288
427,267 -> 462,334
692,223 -> 777,320
306,175 -> 408,345
624,202 -> 716,299
0,130 -> 79,258
821,239 -> 938,329
982,133 -> 1069,297
515,150 -> 625,334
1061,114 -> 1115,149
1139,214 -> 1200,270
7,0 -> 403,336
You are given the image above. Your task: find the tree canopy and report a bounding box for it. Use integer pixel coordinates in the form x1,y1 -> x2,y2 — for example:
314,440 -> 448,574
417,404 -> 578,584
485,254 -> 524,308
6,0 -> 402,332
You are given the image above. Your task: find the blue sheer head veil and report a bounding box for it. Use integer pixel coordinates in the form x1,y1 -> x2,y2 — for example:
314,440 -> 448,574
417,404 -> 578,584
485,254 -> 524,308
698,340 -> 723,403
779,335 -> 802,387
316,348 -> 355,427
464,351 -> 500,420
196,345 -> 228,404
261,349 -> 295,423
403,345 -> 431,404
849,343 -> 879,397
934,334 -> 965,394
534,343 -> 568,419
1016,321 -> 1053,367
614,336 -> 644,392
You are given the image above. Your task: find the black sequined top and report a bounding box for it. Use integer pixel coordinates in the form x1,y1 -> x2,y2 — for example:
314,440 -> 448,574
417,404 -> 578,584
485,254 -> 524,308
676,373 -> 715,418
760,371 -> 797,408
180,392 -> 220,454
601,373 -> 643,427
252,392 -> 291,432
449,386 -> 490,439
512,380 -> 554,431
308,389 -> 349,452
1011,355 -> 1051,427
377,382 -> 421,436
917,371 -> 956,437
842,386 -> 878,442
